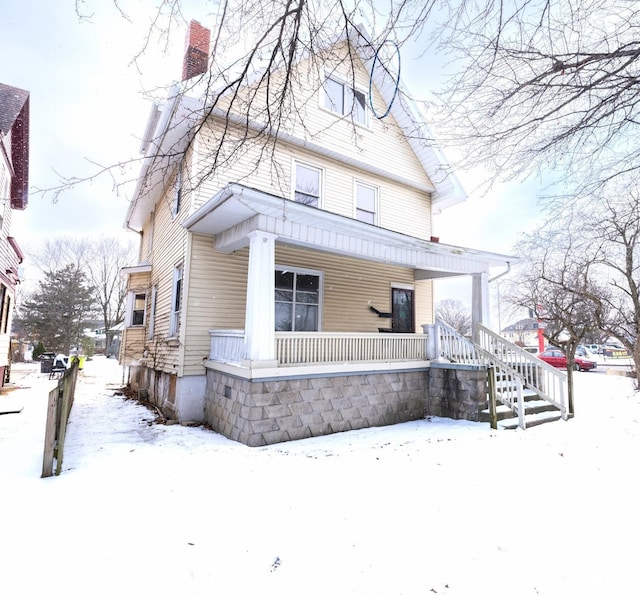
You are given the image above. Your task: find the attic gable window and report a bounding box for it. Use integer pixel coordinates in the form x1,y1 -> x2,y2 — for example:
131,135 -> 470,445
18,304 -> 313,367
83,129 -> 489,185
323,76 -> 367,125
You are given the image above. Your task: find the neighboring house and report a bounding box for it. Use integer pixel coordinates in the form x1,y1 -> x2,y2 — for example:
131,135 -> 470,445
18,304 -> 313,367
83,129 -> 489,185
121,21 -> 522,445
501,317 -> 543,351
0,82 -> 29,385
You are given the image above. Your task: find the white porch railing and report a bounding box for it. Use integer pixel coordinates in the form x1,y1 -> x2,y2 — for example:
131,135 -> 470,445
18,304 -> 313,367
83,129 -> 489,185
209,329 -> 429,366
276,332 -> 428,365
209,329 -> 246,364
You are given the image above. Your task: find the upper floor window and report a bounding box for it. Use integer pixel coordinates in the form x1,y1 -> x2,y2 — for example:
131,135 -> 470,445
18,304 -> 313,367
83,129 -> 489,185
355,181 -> 378,224
324,76 -> 367,125
294,162 -> 322,207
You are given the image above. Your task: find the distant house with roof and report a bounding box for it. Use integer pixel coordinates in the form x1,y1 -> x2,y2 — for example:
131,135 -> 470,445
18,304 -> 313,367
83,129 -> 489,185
0,82 -> 29,383
501,317 -> 543,350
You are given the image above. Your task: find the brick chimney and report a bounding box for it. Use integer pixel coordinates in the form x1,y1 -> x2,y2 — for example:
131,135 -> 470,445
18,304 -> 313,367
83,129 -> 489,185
182,20 -> 211,81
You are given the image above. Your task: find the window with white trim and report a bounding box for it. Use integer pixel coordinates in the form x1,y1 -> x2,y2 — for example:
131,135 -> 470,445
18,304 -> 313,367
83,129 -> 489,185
127,291 -> 146,327
355,181 -> 378,224
169,266 -> 182,337
275,268 -> 321,331
323,76 -> 367,125
294,162 -> 322,207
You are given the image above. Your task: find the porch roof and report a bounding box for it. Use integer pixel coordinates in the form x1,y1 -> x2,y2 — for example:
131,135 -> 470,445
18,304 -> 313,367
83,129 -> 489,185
183,183 -> 514,278
120,262 -> 152,277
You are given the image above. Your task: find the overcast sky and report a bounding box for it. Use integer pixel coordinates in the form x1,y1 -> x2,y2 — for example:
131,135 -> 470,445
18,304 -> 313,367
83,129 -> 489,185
0,0 -> 541,316
0,1 -> 212,254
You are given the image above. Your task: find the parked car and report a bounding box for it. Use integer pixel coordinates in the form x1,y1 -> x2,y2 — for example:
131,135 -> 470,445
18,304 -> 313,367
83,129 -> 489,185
586,344 -> 600,354
538,349 -> 597,371
576,345 -> 596,358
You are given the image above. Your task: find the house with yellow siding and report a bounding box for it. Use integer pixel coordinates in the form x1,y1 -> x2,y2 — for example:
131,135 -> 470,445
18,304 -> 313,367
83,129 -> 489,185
120,21 -> 526,445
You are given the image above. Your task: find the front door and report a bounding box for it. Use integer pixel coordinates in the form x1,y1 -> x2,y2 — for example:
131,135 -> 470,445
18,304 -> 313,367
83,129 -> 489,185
392,287 -> 414,333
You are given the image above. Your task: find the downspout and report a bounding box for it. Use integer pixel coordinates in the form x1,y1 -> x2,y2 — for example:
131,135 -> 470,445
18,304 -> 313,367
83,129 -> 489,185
489,262 -> 511,284
488,262 -> 511,336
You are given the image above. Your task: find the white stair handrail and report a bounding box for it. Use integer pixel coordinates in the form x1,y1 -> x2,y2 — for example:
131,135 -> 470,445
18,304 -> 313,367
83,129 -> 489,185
435,319 -> 568,426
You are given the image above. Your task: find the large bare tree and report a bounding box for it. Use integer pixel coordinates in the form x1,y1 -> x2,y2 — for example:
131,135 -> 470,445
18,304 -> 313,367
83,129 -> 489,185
434,0 -> 640,198
587,191 -> 640,372
55,0 -> 640,204
436,298 -> 472,336
506,223 -> 609,406
507,183 -> 640,388
27,236 -> 136,343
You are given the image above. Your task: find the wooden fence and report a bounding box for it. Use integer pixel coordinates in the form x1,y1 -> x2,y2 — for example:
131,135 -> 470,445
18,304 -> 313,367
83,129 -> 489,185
41,362 -> 79,478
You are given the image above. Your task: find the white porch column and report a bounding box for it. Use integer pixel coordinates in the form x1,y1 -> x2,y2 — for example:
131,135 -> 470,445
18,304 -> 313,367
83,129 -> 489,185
244,230 -> 277,364
471,272 -> 490,341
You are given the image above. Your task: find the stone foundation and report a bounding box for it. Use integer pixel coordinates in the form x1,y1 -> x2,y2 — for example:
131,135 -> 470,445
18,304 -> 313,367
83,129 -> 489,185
427,364 -> 488,421
204,363 -> 488,446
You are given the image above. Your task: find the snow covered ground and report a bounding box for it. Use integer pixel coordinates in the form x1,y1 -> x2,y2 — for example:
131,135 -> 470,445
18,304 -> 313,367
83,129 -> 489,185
1,356 -> 639,595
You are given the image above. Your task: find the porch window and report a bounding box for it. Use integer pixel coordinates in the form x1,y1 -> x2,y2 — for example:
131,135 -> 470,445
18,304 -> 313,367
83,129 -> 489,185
323,76 -> 367,125
169,266 -> 182,337
275,269 -> 320,331
294,162 -> 321,207
355,181 -> 377,224
127,292 -> 146,327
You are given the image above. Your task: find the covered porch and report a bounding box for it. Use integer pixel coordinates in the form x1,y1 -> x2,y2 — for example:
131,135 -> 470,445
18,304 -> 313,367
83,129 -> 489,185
184,183 -> 511,374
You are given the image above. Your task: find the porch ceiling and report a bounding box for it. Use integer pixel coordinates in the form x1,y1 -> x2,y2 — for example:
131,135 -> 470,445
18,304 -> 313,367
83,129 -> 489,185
183,184 -> 514,277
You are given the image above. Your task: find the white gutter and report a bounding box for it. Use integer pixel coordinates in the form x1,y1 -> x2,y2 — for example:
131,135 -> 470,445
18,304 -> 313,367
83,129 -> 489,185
124,83 -> 183,231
